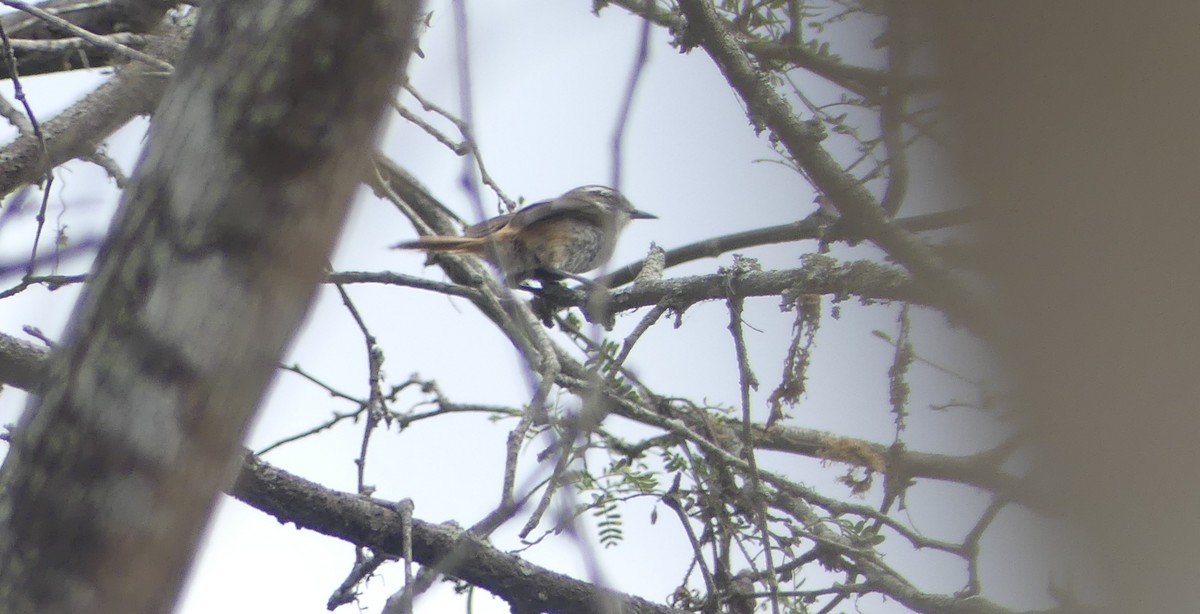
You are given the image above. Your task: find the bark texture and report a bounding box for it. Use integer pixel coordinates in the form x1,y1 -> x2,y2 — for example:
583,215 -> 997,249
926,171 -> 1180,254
0,0 -> 423,612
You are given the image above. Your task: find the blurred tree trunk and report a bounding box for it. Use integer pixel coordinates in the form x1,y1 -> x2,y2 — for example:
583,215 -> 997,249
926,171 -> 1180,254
0,0 -> 423,612
930,3 -> 1200,612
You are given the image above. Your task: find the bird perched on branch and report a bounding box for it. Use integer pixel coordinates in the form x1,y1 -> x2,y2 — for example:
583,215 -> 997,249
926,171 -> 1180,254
394,185 -> 656,289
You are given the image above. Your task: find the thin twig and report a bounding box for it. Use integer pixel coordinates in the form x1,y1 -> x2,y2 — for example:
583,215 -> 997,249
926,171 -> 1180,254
4,32 -> 148,54
391,100 -> 467,155
726,280 -> 780,614
81,149 -> 128,188
610,13 -> 652,192
255,405 -> 367,457
0,16 -> 54,283
405,83 -> 515,214
333,280 -> 388,495
878,3 -> 912,217
612,301 -> 668,369
326,550 -> 393,610
0,91 -> 31,134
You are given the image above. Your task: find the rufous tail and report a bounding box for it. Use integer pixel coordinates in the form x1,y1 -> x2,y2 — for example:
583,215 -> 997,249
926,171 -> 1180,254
392,236 -> 484,254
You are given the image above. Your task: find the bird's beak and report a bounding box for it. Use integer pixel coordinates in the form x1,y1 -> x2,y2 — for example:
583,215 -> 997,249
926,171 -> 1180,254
630,209 -> 658,220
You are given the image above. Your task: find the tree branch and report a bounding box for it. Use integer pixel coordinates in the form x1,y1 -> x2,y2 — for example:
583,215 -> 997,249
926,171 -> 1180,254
596,206 -> 980,289
1,0 -> 172,72
588,255 -> 930,326
0,329 -> 46,392
608,0 -> 911,101
233,454 -> 687,614
674,0 -> 993,336
0,16 -> 190,198
0,0 -> 177,77
754,425 -> 1044,512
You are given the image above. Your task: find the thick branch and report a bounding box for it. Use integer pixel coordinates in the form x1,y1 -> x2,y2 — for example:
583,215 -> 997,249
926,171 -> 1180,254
233,455 -> 685,614
590,256 -> 930,321
741,39 -> 894,100
597,206 -> 980,289
754,425 -> 1046,512
0,16 -> 190,197
0,330 -> 45,392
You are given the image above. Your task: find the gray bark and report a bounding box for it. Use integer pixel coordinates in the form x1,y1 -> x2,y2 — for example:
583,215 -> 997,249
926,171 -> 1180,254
0,0 -> 423,611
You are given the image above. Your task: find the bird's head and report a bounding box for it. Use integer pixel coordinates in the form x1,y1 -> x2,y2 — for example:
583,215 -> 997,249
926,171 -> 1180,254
563,185 -> 657,223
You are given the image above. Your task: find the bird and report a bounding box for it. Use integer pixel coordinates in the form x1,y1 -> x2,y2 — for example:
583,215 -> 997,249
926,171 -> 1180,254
394,185 -> 656,289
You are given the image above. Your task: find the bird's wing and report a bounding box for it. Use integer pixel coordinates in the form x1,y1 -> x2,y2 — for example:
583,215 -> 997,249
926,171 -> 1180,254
505,194 -> 601,230
463,194 -> 601,238
463,212 -> 515,238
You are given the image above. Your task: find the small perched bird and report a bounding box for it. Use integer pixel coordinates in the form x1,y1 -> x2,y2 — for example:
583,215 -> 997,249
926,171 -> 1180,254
394,185 -> 656,288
